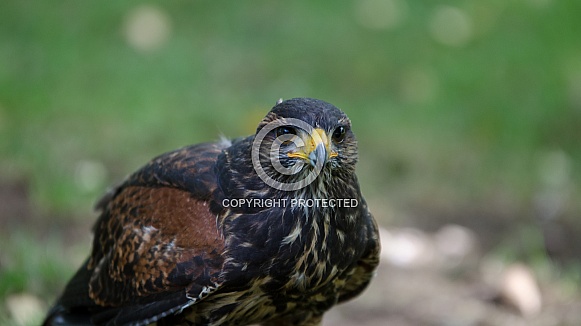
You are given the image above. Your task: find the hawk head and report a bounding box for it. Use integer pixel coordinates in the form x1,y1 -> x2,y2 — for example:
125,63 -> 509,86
253,98 -> 359,190
217,97 -> 360,203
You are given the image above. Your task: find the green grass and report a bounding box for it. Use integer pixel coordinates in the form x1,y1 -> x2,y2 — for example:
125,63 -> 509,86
1,0 -> 580,323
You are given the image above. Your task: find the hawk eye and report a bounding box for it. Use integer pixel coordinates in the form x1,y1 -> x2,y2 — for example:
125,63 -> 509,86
332,126 -> 347,143
276,126 -> 297,138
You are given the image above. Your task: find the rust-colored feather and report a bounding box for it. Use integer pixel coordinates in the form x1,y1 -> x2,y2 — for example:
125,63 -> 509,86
88,187 -> 225,307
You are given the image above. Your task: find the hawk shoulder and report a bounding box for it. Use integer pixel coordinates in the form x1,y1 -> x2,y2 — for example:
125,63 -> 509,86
55,142 -> 229,325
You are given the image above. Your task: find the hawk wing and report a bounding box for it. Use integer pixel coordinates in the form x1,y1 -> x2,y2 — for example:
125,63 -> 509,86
45,142 -> 229,326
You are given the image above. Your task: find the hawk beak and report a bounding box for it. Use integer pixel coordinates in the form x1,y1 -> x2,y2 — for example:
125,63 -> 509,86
308,142 -> 327,168
287,128 -> 338,167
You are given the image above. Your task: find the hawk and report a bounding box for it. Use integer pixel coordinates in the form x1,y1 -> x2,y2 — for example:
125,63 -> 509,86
44,98 -> 380,326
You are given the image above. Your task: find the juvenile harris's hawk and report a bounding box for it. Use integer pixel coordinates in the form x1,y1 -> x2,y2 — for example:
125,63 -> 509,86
44,98 -> 380,326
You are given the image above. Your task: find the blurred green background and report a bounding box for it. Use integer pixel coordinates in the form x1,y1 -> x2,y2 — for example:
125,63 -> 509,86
1,0 -> 580,325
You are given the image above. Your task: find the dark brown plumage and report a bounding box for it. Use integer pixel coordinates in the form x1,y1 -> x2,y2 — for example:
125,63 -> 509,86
44,98 -> 380,326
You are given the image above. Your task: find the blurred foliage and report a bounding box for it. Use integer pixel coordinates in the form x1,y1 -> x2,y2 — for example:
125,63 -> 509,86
1,0 -> 580,324
1,0 -> 579,215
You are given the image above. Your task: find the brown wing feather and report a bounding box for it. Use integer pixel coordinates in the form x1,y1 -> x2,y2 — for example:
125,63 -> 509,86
43,143 -> 231,325
88,186 -> 225,307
